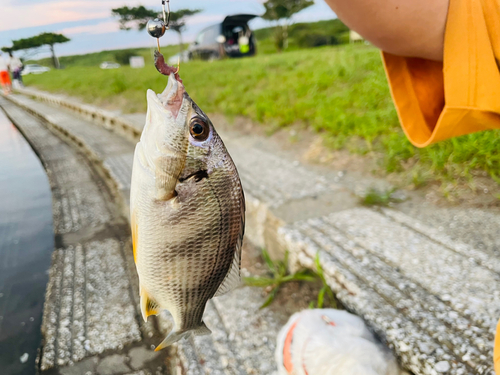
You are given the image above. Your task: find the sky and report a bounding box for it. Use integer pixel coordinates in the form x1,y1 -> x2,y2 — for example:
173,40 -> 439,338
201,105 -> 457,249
0,0 -> 338,59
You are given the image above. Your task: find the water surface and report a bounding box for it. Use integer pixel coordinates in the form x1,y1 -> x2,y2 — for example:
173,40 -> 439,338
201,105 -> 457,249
0,109 -> 54,375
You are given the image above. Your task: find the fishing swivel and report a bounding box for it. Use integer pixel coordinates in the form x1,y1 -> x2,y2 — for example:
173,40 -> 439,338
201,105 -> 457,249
146,0 -> 179,73
147,0 -> 170,43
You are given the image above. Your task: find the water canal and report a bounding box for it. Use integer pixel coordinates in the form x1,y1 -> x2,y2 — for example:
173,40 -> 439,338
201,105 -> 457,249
0,108 -> 54,375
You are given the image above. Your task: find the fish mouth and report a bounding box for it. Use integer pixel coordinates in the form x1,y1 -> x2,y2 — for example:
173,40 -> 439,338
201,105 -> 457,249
151,73 -> 185,119
141,73 -> 189,168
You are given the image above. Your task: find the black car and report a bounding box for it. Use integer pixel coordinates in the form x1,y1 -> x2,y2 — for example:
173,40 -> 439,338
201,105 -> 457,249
189,14 -> 257,60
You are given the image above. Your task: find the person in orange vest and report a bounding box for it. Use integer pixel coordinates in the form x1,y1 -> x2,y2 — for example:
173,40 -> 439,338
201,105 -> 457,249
0,53 -> 12,95
324,0 -> 500,371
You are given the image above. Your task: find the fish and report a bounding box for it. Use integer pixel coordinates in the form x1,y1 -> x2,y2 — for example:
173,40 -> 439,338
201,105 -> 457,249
130,53 -> 245,351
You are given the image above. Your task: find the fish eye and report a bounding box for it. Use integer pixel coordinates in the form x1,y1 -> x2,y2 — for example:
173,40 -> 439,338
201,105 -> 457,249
189,117 -> 210,141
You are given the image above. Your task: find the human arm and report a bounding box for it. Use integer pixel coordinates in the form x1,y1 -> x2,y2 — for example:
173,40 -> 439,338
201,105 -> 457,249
324,0 -> 449,61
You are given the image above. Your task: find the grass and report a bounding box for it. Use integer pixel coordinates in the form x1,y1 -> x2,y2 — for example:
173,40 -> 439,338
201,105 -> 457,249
360,187 -> 401,207
243,249 -> 337,309
309,253 -> 338,309
23,43 -> 500,187
244,249 -> 317,308
27,44 -> 185,68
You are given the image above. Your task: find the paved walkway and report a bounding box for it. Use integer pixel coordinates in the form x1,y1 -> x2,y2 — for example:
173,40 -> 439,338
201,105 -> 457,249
3,88 -> 500,375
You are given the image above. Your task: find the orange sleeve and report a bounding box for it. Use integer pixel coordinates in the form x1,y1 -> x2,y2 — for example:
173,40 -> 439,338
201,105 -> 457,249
382,0 -> 500,148
496,320 -> 500,374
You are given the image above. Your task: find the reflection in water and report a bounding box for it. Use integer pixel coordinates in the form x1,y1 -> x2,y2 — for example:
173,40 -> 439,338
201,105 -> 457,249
0,109 -> 54,375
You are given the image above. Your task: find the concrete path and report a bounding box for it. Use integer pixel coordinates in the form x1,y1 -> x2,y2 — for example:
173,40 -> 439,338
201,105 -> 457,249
3,88 -> 500,375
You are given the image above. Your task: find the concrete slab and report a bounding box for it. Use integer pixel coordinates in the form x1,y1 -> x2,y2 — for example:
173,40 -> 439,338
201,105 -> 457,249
96,354 -> 130,375
4,89 -> 499,375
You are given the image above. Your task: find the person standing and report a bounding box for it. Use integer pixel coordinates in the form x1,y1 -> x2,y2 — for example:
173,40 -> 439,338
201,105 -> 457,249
0,53 -> 11,95
8,52 -> 23,89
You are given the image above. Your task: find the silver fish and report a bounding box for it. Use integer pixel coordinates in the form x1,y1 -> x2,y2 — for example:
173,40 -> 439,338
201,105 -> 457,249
130,72 -> 245,351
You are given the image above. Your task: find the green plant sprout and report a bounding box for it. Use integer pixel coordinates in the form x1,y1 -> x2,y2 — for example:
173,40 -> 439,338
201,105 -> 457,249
360,187 -> 404,207
244,249 -> 338,309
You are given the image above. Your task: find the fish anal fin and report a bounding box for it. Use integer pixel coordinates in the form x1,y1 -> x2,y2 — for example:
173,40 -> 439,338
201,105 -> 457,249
140,287 -> 159,322
192,321 -> 211,336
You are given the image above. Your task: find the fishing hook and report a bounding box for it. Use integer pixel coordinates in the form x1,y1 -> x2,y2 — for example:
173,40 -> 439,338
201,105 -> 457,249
174,55 -> 180,74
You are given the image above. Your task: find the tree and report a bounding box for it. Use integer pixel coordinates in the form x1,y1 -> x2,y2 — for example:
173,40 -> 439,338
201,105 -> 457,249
168,9 -> 200,53
112,6 -> 200,53
112,6 -> 157,30
6,32 -> 70,68
262,0 -> 314,51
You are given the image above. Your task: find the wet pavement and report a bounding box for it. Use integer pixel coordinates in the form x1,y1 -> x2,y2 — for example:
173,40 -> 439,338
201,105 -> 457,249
0,109 -> 54,374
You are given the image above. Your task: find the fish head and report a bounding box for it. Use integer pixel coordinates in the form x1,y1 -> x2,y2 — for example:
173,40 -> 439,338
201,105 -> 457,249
139,73 -> 228,201
142,73 -> 188,163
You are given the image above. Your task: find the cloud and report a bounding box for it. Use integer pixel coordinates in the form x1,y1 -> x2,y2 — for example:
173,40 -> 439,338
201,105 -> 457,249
0,0 -> 163,32
58,21 -> 119,36
185,14 -> 225,26
1,1 -> 107,32
0,0 -> 267,33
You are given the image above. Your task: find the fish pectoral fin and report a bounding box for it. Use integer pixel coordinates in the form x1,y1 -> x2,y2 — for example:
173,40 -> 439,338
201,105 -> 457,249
155,170 -> 178,201
140,288 -> 160,322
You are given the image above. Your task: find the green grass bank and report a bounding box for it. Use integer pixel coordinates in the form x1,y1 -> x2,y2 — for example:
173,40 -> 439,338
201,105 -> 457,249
24,44 -> 500,191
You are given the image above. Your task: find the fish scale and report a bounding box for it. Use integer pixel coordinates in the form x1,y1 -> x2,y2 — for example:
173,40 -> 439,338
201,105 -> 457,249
130,71 -> 245,350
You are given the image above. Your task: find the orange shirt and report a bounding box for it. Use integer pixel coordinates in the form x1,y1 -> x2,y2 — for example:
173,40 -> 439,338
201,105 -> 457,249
382,0 -> 500,371
496,320 -> 500,374
382,0 -> 500,148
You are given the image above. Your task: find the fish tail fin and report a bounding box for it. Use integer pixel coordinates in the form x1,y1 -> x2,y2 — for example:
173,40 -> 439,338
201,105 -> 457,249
192,321 -> 211,337
154,330 -> 191,351
154,322 -> 212,351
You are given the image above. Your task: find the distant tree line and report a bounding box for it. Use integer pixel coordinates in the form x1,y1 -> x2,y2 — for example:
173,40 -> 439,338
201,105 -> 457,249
262,0 -> 315,51
253,19 -> 350,49
2,33 -> 70,69
111,6 -> 200,53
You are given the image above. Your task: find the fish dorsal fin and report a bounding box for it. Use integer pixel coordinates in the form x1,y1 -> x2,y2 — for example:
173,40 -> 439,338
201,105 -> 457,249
140,287 -> 160,322
214,247 -> 241,297
214,177 -> 245,298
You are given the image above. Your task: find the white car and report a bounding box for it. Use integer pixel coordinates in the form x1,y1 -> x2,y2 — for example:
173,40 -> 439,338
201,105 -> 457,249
100,61 -> 121,69
21,64 -> 50,75
167,51 -> 190,66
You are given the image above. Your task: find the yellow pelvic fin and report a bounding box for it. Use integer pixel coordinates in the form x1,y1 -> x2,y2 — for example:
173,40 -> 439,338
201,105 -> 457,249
140,287 -> 159,322
131,211 -> 138,263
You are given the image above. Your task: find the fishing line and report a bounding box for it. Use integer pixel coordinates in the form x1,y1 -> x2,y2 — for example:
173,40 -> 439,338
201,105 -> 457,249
147,0 -> 171,53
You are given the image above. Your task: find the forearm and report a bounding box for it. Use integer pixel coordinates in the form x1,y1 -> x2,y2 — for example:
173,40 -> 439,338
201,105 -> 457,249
324,0 -> 449,61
